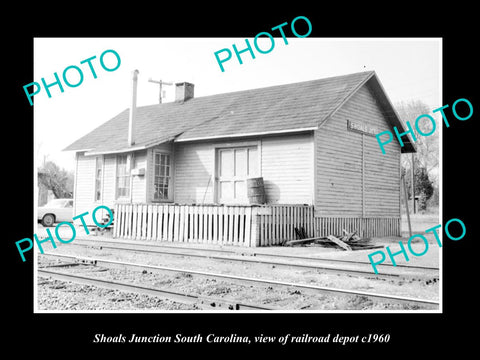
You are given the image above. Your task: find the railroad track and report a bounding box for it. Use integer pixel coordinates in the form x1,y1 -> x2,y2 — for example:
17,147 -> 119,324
68,238 -> 439,281
38,252 -> 440,310
37,268 -> 272,311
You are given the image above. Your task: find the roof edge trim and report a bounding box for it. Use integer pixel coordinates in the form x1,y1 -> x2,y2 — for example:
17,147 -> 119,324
175,127 -> 318,143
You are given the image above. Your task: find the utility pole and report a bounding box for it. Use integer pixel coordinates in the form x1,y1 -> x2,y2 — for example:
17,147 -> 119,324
148,78 -> 174,104
411,153 -> 416,214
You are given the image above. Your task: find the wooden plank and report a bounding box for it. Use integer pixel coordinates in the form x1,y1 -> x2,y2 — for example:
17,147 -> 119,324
185,206 -> 190,242
207,206 -> 213,244
141,204 -> 148,240
270,209 -> 275,245
178,206 -> 185,242
125,204 -> 130,238
223,206 -> 229,245
117,204 -> 123,238
123,204 -> 128,238
193,206 -> 198,242
279,206 -> 284,241
146,205 -> 152,240
227,206 -> 233,244
184,206 -> 190,242
138,204 -> 143,240
286,206 -> 290,241
151,205 -> 158,241
131,204 -> 137,240
251,207 -> 259,247
326,235 -> 352,251
264,213 -> 269,246
160,206 -> 166,241
259,212 -> 264,246
173,206 -> 180,241
196,207 -> 202,242
244,206 -> 252,247
213,206 -> 218,244
139,205 -> 144,239
167,206 -> 174,241
233,207 -> 239,245
119,204 -> 124,238
188,206 -> 194,242
291,206 -> 296,240
218,206 -> 224,244
271,206 -> 276,242
238,207 -> 245,246
203,206 -> 208,243
284,236 -> 325,246
125,205 -> 132,239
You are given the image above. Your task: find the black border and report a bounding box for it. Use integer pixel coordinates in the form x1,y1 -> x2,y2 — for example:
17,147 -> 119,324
7,5 -> 478,354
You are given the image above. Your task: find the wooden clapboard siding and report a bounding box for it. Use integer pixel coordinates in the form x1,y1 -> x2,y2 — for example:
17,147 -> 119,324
102,155 -> 116,207
315,115 -> 363,216
315,81 -> 401,218
172,134 -> 314,206
73,152 -> 96,225
261,134 -> 314,205
364,131 -> 400,217
131,150 -> 147,203
174,142 -> 214,204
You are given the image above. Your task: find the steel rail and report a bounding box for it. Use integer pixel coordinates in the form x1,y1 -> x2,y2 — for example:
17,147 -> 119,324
39,253 -> 440,309
69,241 -> 405,279
72,238 -> 440,272
38,268 -> 273,310
67,241 -> 437,281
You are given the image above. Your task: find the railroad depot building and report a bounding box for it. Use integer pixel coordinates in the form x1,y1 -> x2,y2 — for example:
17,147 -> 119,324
64,71 -> 415,246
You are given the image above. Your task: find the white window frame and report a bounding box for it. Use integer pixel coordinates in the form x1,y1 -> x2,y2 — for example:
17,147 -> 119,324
116,153 -> 132,200
94,155 -> 103,202
152,150 -> 173,202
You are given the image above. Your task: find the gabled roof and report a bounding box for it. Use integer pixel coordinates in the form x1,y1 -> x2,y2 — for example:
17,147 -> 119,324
64,71 -> 415,154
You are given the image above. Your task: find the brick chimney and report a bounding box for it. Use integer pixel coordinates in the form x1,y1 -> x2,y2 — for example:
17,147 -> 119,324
175,82 -> 194,102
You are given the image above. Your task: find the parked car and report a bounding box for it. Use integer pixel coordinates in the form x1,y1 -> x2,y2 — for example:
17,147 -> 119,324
38,198 -> 74,227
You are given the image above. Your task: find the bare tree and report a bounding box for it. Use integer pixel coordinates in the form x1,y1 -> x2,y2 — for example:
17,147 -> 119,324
395,100 -> 439,185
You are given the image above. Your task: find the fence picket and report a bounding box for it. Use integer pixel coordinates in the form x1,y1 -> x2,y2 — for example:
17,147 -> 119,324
111,203 -> 400,246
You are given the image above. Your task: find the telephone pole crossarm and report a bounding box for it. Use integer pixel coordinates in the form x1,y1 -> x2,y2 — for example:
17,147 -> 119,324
148,78 -> 175,103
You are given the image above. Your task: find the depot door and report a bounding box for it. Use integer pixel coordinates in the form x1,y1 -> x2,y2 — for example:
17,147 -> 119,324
216,146 -> 258,204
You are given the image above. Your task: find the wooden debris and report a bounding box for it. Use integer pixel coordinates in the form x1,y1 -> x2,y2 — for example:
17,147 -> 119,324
342,229 -> 361,242
283,228 -> 382,251
326,235 -> 352,251
284,236 -> 326,247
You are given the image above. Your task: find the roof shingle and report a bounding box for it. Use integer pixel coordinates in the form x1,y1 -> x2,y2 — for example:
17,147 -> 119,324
64,71 -> 407,153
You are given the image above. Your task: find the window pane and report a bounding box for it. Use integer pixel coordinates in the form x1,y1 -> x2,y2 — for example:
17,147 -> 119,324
95,156 -> 103,201
234,180 -> 246,199
153,153 -> 171,200
235,149 -> 247,177
220,181 -> 233,200
220,150 -> 234,178
248,147 -> 258,176
116,154 -> 130,198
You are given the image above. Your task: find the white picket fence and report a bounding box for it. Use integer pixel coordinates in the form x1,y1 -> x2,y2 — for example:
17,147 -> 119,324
113,203 -> 315,247
112,203 -> 400,247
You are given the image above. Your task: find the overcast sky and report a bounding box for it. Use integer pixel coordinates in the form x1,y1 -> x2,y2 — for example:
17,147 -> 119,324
33,37 -> 441,171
